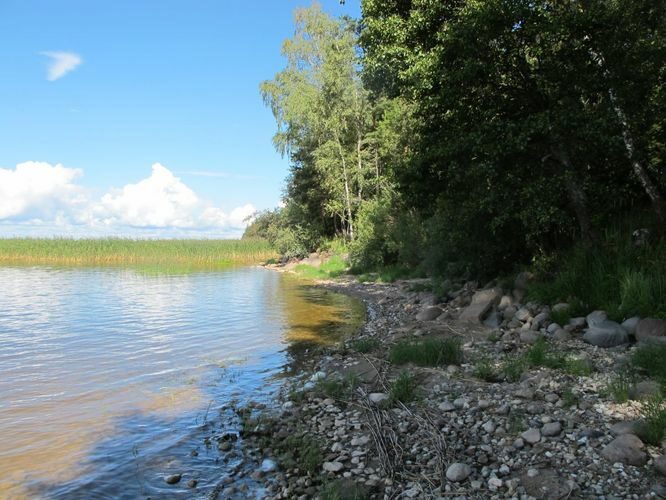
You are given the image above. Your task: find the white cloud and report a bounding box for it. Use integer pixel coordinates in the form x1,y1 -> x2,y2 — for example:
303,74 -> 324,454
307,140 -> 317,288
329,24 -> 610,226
40,51 -> 82,81
0,161 -> 86,220
0,162 -> 256,237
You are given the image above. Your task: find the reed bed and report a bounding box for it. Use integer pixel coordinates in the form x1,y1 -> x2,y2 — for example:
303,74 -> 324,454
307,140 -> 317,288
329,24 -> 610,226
0,238 -> 277,267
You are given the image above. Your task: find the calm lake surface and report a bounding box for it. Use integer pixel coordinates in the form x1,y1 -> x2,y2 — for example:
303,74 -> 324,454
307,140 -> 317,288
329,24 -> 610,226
0,266 -> 364,499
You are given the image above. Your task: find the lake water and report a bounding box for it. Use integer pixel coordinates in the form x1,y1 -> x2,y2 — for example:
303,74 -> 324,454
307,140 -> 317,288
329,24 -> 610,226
0,266 -> 364,499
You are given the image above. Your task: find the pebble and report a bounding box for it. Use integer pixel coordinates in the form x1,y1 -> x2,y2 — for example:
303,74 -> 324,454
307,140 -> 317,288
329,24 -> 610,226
521,428 -> 541,445
165,474 -> 181,485
446,463 -> 472,482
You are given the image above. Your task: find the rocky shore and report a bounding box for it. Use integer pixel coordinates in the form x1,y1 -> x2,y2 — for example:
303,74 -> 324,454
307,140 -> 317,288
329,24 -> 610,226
217,270 -> 666,499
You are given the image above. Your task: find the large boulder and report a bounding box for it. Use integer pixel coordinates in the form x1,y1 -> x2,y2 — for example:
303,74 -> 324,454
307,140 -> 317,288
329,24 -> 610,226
635,318 -> 666,343
600,434 -> 648,466
621,316 -> 641,336
416,306 -> 443,322
583,320 -> 629,347
458,288 -> 502,324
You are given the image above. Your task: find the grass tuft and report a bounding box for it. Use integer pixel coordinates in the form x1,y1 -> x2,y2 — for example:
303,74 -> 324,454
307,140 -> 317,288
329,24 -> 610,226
348,338 -> 380,353
632,344 -> 666,386
389,371 -> 418,404
636,393 -> 666,445
389,338 -> 463,366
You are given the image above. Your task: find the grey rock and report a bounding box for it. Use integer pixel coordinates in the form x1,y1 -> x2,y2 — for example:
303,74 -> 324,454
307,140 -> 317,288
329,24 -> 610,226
636,318 -> 666,343
568,317 -> 587,329
499,295 -> 514,309
629,380 -> 661,400
483,309 -> 502,328
520,330 -> 541,344
610,420 -> 640,436
368,393 -> 389,405
187,479 -> 198,488
546,322 -> 561,334
521,428 -> 542,445
586,310 -> 608,327
583,321 -> 629,347
503,305 -> 518,320
459,287 -> 502,323
552,303 -> 570,313
165,474 -> 182,485
218,441 -> 232,452
531,312 -> 549,330
515,307 -> 532,322
416,306 -> 443,321
438,400 -> 456,412
553,328 -> 571,342
542,422 -> 562,437
655,455 -> 666,476
323,461 -> 344,472
446,462 -> 472,482
521,468 -> 573,500
262,458 -> 278,472
621,316 -> 641,336
600,434 -> 648,466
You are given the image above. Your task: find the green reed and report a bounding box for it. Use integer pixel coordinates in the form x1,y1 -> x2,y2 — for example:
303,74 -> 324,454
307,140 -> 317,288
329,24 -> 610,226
0,238 -> 276,267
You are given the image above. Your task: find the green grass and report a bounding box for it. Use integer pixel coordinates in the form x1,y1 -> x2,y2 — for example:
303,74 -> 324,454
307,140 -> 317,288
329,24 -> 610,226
314,374 -> 359,400
294,254 -> 348,280
348,337 -> 380,353
606,370 -> 637,403
502,357 -> 526,382
562,388 -> 580,408
388,338 -> 463,366
474,358 -> 499,382
527,221 -> 666,320
636,393 -> 666,445
549,308 -> 571,327
389,371 -> 418,403
352,264 -> 421,283
320,479 -> 367,500
632,344 -> 666,386
0,238 -> 276,267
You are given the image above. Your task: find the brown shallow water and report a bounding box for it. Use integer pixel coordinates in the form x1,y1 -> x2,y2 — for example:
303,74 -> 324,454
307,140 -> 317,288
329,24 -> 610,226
0,266 -> 364,499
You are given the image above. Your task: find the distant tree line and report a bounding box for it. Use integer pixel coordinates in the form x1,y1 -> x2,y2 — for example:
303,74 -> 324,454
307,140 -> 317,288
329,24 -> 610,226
246,0 -> 666,279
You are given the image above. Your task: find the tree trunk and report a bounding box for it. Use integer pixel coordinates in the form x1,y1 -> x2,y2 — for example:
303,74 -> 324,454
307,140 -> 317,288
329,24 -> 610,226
551,144 -> 596,245
334,130 -> 354,240
588,46 -> 666,225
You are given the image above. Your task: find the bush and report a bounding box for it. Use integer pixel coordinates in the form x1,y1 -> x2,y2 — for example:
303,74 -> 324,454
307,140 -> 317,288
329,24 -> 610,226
632,344 -> 666,385
389,338 -> 463,366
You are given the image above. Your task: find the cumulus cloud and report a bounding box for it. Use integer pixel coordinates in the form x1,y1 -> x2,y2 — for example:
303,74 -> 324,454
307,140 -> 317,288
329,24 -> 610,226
0,161 -> 86,220
0,162 -> 256,237
40,51 -> 82,81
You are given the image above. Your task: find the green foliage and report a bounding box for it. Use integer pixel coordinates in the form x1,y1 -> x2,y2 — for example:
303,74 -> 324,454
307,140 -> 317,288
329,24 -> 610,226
528,225 -> 666,320
474,358 -> 499,382
606,370 -> 637,403
562,388 -> 580,408
320,479 -> 367,500
314,374 -> 359,400
549,308 -> 571,328
633,344 -> 666,386
564,358 -> 594,377
295,255 -> 348,280
283,433 -> 323,475
637,393 -> 666,445
348,337 -> 380,353
501,358 -> 526,383
389,371 -> 418,404
389,338 -> 463,367
524,338 -> 566,369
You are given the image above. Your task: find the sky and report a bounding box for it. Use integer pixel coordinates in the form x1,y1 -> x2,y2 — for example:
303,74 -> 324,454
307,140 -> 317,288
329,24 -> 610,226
0,0 -> 360,238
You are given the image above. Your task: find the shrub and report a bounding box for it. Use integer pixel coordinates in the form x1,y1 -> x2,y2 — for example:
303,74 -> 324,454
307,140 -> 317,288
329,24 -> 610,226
474,358 -> 499,382
637,393 -> 666,445
389,338 -> 463,366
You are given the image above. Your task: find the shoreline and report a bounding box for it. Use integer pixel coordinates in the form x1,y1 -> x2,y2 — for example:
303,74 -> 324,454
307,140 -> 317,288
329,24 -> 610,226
232,264 -> 665,499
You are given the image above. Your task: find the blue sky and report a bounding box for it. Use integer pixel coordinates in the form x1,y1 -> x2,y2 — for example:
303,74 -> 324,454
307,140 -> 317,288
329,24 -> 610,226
0,0 -> 360,237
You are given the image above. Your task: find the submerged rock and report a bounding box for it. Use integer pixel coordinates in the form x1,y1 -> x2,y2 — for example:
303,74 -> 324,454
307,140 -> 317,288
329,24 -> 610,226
165,474 -> 182,485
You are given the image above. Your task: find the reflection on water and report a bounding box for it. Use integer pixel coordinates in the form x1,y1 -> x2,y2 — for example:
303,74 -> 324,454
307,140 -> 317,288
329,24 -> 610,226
0,266 -> 363,499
